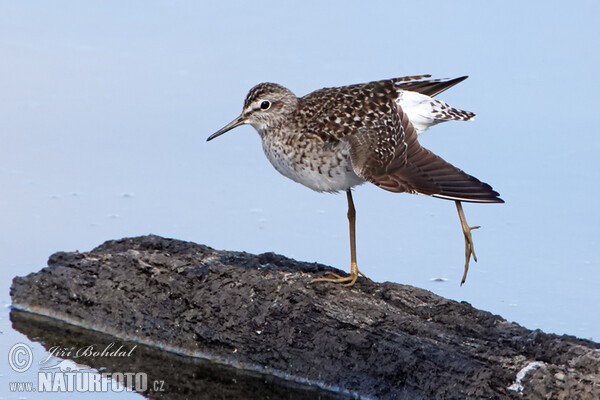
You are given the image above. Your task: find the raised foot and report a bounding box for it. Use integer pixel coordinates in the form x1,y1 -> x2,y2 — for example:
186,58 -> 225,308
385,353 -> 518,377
460,224 -> 480,286
456,201 -> 481,286
312,269 -> 366,287
461,224 -> 480,284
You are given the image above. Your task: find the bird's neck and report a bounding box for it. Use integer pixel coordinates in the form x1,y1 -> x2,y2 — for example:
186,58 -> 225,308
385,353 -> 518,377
252,118 -> 287,139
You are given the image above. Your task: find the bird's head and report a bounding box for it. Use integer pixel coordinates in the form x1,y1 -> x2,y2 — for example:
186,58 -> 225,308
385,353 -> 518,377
207,83 -> 298,141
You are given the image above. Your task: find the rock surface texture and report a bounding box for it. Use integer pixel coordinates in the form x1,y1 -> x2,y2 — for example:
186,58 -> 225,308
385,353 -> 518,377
10,235 -> 600,399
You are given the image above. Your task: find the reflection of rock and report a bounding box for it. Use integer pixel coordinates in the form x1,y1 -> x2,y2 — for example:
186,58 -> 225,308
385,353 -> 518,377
10,235 -> 600,399
11,310 -> 339,400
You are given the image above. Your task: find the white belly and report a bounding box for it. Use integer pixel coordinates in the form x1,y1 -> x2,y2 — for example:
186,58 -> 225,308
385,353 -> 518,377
261,138 -> 364,193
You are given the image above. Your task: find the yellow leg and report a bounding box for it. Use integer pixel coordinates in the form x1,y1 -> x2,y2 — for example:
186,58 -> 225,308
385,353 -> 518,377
455,201 -> 480,286
313,190 -> 365,286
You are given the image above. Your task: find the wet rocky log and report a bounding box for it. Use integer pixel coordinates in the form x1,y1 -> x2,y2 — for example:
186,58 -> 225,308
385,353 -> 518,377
10,235 -> 600,399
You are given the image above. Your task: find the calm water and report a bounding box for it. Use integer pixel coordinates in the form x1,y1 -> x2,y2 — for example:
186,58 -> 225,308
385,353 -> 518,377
1,2 -> 599,399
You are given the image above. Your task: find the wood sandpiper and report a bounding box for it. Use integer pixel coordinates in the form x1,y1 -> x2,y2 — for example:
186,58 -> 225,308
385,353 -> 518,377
207,75 -> 503,286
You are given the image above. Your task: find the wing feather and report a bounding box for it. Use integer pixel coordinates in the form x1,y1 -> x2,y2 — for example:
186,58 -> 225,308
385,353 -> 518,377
393,76 -> 469,97
348,101 -> 503,203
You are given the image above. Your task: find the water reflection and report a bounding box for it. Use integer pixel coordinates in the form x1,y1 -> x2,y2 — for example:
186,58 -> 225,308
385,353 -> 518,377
10,309 -> 347,400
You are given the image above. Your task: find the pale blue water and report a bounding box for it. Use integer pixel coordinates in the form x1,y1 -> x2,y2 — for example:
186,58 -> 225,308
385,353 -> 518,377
1,2 -> 599,398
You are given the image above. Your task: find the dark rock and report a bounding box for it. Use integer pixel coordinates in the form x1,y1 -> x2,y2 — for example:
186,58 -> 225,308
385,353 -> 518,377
10,235 -> 600,399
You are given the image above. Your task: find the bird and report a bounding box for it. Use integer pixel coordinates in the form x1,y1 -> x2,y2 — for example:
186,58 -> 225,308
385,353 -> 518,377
207,75 -> 503,286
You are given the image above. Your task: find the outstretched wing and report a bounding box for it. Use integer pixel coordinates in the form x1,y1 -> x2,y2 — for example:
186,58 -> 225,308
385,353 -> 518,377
392,75 -> 469,97
346,101 -> 503,203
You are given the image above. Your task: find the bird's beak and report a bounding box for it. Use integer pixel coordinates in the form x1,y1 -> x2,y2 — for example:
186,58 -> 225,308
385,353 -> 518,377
207,115 -> 246,142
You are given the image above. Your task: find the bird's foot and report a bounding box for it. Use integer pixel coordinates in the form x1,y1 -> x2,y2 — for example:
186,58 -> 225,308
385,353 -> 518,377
455,201 -> 482,286
460,223 -> 480,285
312,263 -> 365,287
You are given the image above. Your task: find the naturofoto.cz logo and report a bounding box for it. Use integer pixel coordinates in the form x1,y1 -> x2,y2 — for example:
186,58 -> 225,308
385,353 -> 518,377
8,342 -> 165,393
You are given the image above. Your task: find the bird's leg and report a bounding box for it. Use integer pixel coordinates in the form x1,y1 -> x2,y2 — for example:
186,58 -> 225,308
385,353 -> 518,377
313,190 -> 365,286
455,201 -> 480,285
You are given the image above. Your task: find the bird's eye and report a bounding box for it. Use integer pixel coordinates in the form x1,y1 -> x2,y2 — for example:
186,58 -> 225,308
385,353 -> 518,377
260,100 -> 271,110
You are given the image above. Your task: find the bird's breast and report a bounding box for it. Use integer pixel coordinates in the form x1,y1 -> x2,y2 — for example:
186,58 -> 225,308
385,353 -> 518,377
260,133 -> 364,193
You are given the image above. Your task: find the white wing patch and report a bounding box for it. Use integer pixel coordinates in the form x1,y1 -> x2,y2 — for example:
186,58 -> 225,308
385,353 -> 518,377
396,90 -> 476,135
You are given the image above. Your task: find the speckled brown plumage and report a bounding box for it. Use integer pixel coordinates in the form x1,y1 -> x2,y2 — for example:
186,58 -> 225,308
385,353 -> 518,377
218,76 -> 501,202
